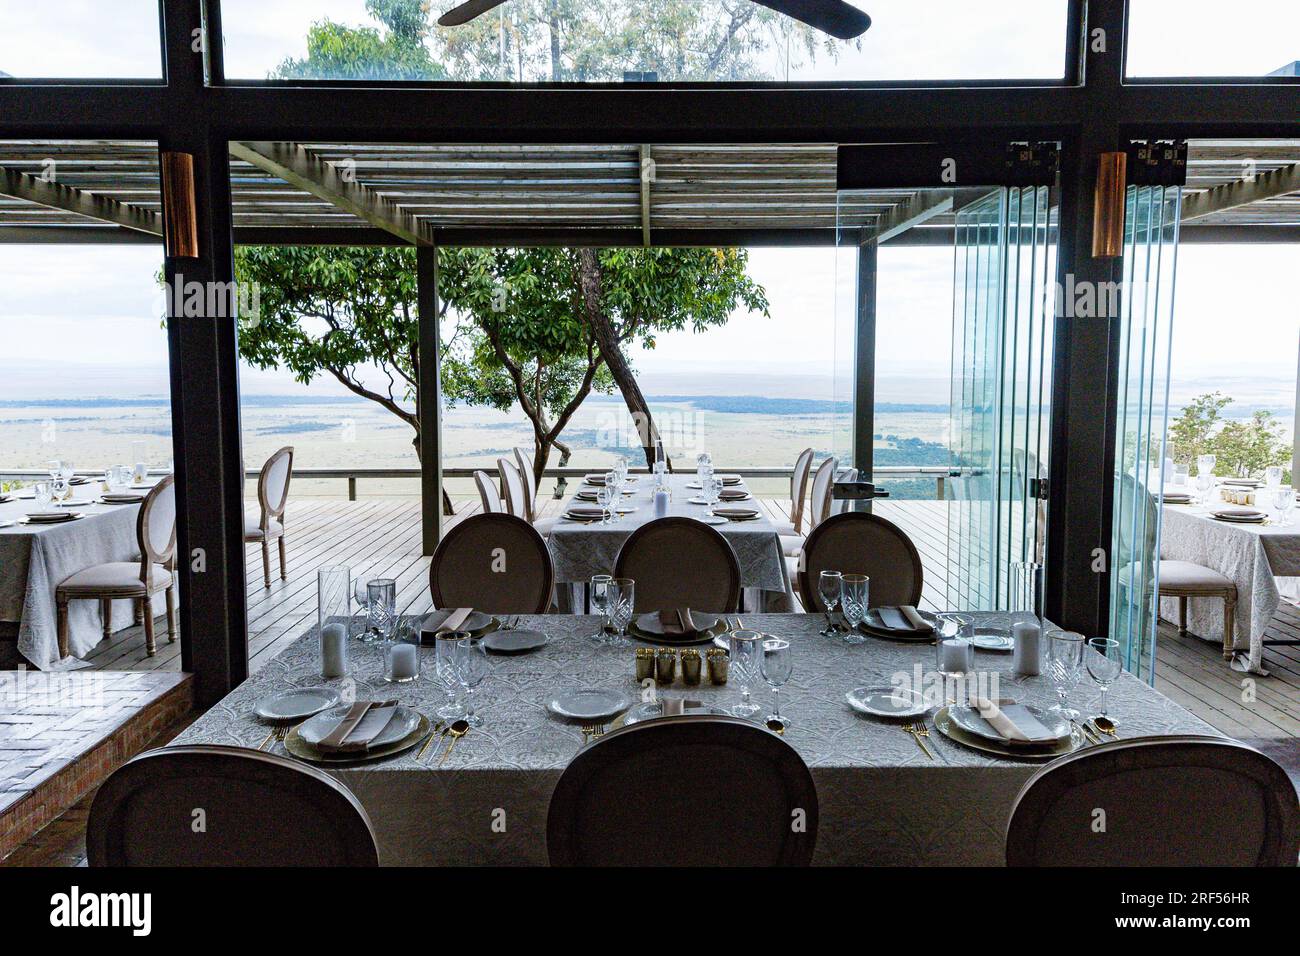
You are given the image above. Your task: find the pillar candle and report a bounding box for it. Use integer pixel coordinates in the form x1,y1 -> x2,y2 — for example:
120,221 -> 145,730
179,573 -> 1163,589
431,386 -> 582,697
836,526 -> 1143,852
320,622 -> 348,678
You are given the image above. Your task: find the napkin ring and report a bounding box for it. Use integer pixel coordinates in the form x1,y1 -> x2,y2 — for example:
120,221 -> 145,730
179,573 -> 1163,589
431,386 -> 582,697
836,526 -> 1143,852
655,648 -> 677,684
706,647 -> 729,685
635,647 -> 656,682
680,649 -> 702,685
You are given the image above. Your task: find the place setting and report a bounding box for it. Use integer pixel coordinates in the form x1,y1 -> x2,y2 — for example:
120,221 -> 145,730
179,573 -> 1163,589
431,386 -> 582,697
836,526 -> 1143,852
1211,506 -> 1267,524
629,607 -> 730,646
283,699 -> 432,765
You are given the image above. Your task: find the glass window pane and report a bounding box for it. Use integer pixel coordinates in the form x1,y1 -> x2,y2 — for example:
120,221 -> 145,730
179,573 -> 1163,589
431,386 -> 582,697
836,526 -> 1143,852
0,0 -> 161,78
221,0 -> 1069,82
1127,0 -> 1300,77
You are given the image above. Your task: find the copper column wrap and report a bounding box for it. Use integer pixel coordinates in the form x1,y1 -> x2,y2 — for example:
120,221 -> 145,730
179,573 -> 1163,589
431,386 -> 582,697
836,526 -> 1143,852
161,151 -> 199,258
1091,151 -> 1127,259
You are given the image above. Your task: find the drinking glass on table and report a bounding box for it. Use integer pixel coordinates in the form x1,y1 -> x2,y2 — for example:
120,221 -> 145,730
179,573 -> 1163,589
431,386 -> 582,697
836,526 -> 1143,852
608,577 -> 636,645
435,630 -> 470,720
46,460 -> 62,481
818,570 -> 843,636
1273,487 -> 1295,527
457,635 -> 489,727
1265,466 -> 1283,488
1046,630 -> 1086,720
838,574 -> 869,644
702,475 -> 721,518
596,483 -> 614,523
1086,637 -> 1122,717
52,475 -> 70,503
605,471 -> 621,518
34,481 -> 53,510
1195,472 -> 1215,507
761,638 -> 794,729
729,628 -> 764,719
589,574 -> 614,643
352,578 -> 371,639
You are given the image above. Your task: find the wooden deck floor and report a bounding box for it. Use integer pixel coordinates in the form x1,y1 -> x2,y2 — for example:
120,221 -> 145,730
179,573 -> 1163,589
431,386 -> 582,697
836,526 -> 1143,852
81,496 -> 1297,742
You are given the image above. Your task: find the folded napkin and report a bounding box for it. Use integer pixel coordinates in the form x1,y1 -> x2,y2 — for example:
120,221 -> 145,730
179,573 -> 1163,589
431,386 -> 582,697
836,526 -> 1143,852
658,608 -> 697,635
718,488 -> 749,500
970,697 -> 1058,745
661,698 -> 704,717
900,605 -> 930,630
567,505 -> 604,517
876,606 -> 912,631
316,702 -> 399,754
437,607 -> 474,633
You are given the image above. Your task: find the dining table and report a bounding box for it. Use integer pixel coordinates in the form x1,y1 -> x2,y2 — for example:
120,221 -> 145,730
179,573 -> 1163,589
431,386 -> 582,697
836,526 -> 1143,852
1159,496 -> 1300,674
173,611 -> 1220,865
546,472 -> 795,611
0,483 -> 149,669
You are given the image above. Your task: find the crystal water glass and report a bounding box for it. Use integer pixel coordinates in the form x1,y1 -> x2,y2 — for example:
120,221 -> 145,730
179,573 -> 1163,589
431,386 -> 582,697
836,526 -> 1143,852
458,636 -> 489,727
589,574 -> 613,642
1195,473 -> 1215,507
1047,630 -> 1086,720
1086,637 -> 1122,717
351,578 -> 370,639
818,570 -> 843,635
609,577 -> 635,645
839,574 -> 869,644
702,475 -> 721,517
435,630 -> 470,720
1196,454 -> 1216,477
729,628 -> 764,719
46,460 -> 62,480
761,638 -> 793,728
1273,487 -> 1294,526
34,481 -> 53,510
1265,466 -> 1283,488
365,579 -> 397,642
52,475 -> 70,503
596,483 -> 614,523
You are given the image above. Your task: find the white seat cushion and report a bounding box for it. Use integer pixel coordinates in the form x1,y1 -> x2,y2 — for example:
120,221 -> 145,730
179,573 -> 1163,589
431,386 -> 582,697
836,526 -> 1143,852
1157,560 -> 1234,590
771,519 -> 799,536
244,515 -> 285,539
780,534 -> 805,557
532,516 -> 558,537
60,562 -> 172,594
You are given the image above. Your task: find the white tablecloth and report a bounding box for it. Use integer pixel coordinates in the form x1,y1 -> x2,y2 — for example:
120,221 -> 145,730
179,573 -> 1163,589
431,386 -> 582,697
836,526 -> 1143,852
174,612 -> 1219,865
1159,502 -> 1300,674
0,493 -> 144,669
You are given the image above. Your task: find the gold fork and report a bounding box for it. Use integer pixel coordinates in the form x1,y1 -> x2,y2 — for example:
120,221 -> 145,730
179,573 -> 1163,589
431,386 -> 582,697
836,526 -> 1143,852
415,721 -> 445,760
580,724 -> 596,745
913,719 -> 940,761
905,722 -> 935,761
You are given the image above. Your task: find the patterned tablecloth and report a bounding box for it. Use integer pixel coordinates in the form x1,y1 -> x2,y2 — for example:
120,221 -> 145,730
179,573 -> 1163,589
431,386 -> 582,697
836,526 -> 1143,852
0,493 -> 145,669
174,612 -> 1220,865
1159,503 -> 1300,674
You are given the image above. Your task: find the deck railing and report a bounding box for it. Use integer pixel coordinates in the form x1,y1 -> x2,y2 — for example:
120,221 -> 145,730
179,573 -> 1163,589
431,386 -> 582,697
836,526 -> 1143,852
1,465 -> 951,499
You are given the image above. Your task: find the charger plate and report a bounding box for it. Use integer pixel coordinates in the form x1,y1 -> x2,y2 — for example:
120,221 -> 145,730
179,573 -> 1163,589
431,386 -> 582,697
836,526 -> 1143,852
284,712 -> 430,765
630,612 -> 729,646
933,705 -> 1082,761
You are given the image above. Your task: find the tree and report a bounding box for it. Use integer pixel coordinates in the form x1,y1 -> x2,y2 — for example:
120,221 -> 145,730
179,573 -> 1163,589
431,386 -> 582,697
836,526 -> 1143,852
1166,392 -> 1290,480
1167,392 -> 1231,470
274,1 -> 448,80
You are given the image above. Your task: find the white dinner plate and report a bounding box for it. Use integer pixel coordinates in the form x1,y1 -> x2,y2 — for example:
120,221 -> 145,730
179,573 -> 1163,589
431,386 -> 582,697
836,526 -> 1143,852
624,700 -> 729,725
55,499 -> 95,508
482,628 -> 548,654
421,608 -> 495,636
947,702 -> 1070,745
299,704 -> 419,748
971,627 -> 1015,652
25,511 -> 80,523
548,688 -> 630,721
254,686 -> 341,722
846,686 -> 929,719
700,516 -> 728,525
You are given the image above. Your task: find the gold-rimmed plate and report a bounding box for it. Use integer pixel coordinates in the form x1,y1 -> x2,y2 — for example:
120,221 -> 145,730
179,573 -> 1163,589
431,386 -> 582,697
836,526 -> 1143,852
933,705 -> 1082,761
284,712 -> 430,765
630,612 -> 730,646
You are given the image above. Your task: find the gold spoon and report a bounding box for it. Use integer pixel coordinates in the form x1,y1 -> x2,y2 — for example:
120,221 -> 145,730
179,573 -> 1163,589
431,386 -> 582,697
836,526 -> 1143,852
438,719 -> 470,766
1092,716 -> 1118,738
765,717 -> 786,736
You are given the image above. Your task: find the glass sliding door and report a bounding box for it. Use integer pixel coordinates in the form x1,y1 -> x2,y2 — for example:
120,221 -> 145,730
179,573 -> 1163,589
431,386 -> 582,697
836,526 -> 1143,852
1110,185 -> 1183,681
947,186 -> 1056,611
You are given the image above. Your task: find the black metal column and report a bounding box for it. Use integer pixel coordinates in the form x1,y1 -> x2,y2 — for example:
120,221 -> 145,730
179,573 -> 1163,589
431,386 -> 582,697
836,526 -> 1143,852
416,244 -> 444,556
853,237 -> 878,503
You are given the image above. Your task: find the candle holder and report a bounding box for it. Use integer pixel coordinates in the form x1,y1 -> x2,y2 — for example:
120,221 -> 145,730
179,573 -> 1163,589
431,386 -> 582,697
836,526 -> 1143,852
317,565 -> 351,679
383,614 -> 421,683
364,578 -> 397,643
635,647 -> 656,682
655,648 -> 677,684
706,647 -> 729,685
680,649 -> 702,685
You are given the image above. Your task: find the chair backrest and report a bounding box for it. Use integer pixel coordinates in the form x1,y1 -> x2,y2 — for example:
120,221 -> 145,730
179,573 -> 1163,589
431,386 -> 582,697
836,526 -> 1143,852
547,715 -> 818,866
798,511 -> 924,611
137,475 -> 177,579
807,456 -> 837,530
87,745 -> 379,866
830,465 -> 857,516
474,470 -> 503,513
1007,736 -> 1299,866
789,447 -> 815,532
512,446 -> 538,520
429,513 -> 554,614
613,517 -> 741,613
258,446 -> 294,523
497,457 -> 527,519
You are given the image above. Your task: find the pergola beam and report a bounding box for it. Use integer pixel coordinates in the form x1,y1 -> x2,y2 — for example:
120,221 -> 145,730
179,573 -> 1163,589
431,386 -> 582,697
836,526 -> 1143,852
229,141 -> 431,245
1180,161 -> 1300,222
0,165 -> 162,236
638,145 -> 653,247
869,189 -> 954,242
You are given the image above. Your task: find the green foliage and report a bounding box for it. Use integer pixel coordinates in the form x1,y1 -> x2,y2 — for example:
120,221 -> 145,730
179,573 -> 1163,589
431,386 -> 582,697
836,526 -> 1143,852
274,1 -> 447,80
1167,392 -> 1231,468
1167,392 -> 1291,480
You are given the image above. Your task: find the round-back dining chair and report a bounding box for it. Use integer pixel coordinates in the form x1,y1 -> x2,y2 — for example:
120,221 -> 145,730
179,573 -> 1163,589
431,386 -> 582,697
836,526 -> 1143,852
473,469 -> 504,514
547,716 -> 818,866
429,512 -> 554,614
1006,736 -> 1299,867
87,745 -> 379,866
497,456 -> 528,519
244,446 -> 294,588
797,511 -> 923,612
807,456 -> 837,531
772,447 -> 814,536
56,474 -> 178,659
613,517 -> 740,614
512,446 -> 539,521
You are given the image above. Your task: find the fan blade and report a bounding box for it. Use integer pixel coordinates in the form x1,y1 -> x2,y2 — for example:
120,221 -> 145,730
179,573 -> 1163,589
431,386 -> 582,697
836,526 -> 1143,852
438,0 -> 513,27
751,0 -> 871,40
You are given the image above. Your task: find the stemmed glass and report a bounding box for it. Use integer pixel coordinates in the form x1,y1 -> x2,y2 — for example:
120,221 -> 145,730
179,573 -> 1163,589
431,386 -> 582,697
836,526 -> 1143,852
46,460 -> 62,481
839,573 -> 869,645
1046,630 -> 1086,720
589,574 -> 613,643
435,630 -> 470,720
352,578 -> 371,640
608,577 -> 635,645
1086,637 -> 1122,717
761,638 -> 793,729
596,482 -> 614,524
702,475 -> 721,518
458,635 -> 489,727
59,462 -> 75,493
729,628 -> 764,719
34,481 -> 53,510
818,570 -> 843,636
1265,466 -> 1283,488
52,474 -> 70,504
1272,487 -> 1294,527
604,471 -> 619,519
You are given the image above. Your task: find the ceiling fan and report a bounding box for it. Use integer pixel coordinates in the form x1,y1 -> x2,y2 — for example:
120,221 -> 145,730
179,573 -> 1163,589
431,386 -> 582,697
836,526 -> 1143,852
437,0 -> 872,41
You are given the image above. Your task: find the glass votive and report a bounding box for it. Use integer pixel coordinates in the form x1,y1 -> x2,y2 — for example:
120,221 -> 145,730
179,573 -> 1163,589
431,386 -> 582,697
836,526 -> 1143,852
680,649 -> 702,685
655,648 -> 677,684
937,637 -> 974,675
635,647 -> 656,682
384,639 -> 420,683
706,647 -> 729,685
317,565 -> 351,679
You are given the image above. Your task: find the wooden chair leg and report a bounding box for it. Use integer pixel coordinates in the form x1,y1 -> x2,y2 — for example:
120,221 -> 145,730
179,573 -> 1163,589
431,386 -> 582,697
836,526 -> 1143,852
56,596 -> 70,659
277,535 -> 287,580
142,595 -> 156,657
1177,596 -> 1188,635
165,586 -> 177,643
1222,590 -> 1237,661
101,598 -> 113,641
261,539 -> 271,588
133,600 -> 144,625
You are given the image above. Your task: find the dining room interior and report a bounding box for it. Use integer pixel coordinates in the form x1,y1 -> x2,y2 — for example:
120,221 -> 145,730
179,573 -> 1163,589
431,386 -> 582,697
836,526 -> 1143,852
0,0 -> 1297,891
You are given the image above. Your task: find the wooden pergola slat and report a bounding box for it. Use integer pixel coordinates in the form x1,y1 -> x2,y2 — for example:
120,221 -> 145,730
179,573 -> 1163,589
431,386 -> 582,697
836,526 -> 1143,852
0,165 -> 161,236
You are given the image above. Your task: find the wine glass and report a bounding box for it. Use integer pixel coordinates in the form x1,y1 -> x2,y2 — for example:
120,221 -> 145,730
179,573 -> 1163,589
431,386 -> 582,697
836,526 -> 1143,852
589,574 -> 613,643
818,570 -> 843,636
702,475 -> 721,518
609,577 -> 635,645
729,628 -> 764,719
435,631 -> 470,720
52,474 -> 70,504
1273,487 -> 1294,527
1086,637 -> 1122,717
761,638 -> 793,729
839,573 -> 869,645
352,578 -> 371,639
1265,466 -> 1283,488
1046,630 -> 1086,720
34,481 -> 53,510
457,636 -> 490,728
596,482 -> 614,524
1195,472 -> 1214,508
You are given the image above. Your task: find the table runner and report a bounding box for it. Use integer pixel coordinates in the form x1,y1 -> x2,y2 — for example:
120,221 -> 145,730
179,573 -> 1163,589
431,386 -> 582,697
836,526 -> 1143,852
0,496 -> 144,669
1159,503 -> 1300,674
174,612 -> 1219,865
